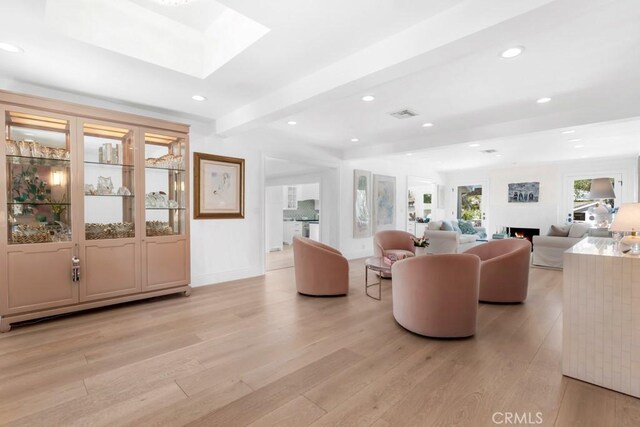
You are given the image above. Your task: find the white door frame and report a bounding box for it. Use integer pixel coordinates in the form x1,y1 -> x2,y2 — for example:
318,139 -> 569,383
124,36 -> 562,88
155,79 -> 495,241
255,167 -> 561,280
450,180 -> 490,232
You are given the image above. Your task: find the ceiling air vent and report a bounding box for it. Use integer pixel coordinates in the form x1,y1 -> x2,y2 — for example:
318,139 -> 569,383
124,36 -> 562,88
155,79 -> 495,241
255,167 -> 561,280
389,109 -> 419,119
481,149 -> 498,154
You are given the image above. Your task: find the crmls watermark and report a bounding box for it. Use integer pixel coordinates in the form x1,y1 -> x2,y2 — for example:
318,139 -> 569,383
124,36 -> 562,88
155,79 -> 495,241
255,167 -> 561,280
492,412 -> 543,425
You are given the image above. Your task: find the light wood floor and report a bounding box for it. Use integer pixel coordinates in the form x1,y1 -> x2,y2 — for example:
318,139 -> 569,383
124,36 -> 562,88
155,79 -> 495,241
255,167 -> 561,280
1,260 -> 639,426
265,245 -> 294,271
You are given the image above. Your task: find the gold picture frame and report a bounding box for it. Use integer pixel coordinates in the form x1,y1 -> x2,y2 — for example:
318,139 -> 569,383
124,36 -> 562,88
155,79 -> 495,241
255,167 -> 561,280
194,152 -> 245,219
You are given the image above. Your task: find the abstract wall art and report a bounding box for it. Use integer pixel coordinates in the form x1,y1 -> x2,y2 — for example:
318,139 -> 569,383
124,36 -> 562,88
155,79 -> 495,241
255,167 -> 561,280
194,152 -> 245,219
353,169 -> 372,238
373,174 -> 396,232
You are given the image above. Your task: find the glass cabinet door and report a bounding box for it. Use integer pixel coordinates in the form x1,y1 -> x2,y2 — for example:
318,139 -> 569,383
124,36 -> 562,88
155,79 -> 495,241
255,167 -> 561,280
82,123 -> 135,240
144,132 -> 186,237
5,111 -> 72,244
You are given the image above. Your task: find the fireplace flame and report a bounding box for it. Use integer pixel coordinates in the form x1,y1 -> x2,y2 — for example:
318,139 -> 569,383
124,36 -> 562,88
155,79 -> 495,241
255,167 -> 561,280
515,232 -> 525,239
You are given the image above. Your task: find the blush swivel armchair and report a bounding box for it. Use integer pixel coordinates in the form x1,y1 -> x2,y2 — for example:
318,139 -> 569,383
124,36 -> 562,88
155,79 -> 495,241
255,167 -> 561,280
373,230 -> 416,278
293,236 -> 349,296
464,238 -> 531,303
391,254 -> 481,338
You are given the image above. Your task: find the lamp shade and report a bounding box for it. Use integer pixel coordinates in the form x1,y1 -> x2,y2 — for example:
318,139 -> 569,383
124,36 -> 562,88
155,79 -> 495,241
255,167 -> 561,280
610,203 -> 640,232
589,178 -> 616,199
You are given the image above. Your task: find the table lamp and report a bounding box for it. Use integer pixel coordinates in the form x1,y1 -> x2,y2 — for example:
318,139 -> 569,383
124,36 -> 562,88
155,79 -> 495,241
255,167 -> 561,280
589,178 -> 616,227
610,203 -> 640,254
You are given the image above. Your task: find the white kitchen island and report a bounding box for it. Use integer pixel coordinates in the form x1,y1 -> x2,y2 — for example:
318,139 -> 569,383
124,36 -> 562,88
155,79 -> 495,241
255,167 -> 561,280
563,237 -> 640,398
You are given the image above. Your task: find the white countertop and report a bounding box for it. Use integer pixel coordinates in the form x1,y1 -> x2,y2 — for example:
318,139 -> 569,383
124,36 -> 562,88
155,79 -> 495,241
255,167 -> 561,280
565,237 -> 636,258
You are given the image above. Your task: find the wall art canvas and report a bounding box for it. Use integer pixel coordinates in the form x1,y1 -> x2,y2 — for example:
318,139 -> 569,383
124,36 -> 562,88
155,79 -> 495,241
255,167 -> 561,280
373,174 -> 396,232
353,169 -> 372,238
508,182 -> 539,203
194,152 -> 245,219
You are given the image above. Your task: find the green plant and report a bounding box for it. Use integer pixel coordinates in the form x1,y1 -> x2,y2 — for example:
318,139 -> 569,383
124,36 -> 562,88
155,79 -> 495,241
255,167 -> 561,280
51,194 -> 67,216
11,165 -> 51,215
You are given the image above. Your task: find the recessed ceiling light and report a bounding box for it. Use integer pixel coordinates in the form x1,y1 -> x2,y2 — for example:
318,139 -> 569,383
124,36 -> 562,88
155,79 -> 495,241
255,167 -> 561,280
574,144 -> 585,148
561,130 -> 575,134
287,121 -> 297,125
469,143 -> 480,147
351,138 -> 359,142
495,154 -> 503,157
500,46 -> 525,59
536,97 -> 552,104
0,42 -> 24,53
361,95 -> 375,102
406,153 -> 413,156
422,122 -> 434,128
569,138 -> 582,142
191,95 -> 207,101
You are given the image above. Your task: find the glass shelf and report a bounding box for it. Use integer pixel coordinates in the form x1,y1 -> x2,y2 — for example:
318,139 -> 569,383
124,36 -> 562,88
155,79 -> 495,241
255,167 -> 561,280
145,165 -> 185,172
7,155 -> 70,166
8,202 -> 71,206
85,194 -> 135,198
145,132 -> 186,237
145,207 -> 185,210
85,161 -> 134,168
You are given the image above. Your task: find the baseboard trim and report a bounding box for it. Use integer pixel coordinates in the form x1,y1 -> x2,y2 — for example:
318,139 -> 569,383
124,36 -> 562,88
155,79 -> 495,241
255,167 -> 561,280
191,267 -> 264,287
531,264 -> 563,271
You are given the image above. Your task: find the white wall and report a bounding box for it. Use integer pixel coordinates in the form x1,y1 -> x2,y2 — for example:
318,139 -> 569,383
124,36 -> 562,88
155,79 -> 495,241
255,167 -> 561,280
443,157 -> 638,237
339,158 -> 444,259
189,130 -> 265,286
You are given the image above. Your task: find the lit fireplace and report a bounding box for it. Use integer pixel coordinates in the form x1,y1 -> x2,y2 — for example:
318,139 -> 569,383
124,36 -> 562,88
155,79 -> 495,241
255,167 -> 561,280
508,227 -> 540,251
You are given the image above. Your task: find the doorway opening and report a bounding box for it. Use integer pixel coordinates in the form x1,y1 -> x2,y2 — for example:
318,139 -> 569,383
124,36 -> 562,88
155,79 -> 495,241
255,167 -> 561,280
264,157 -> 328,272
457,185 -> 483,227
265,183 -> 320,271
567,174 -> 622,224
407,176 -> 437,238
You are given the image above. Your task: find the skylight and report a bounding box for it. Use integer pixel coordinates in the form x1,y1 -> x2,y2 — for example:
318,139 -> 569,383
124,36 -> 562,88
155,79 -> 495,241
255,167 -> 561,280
45,0 -> 270,79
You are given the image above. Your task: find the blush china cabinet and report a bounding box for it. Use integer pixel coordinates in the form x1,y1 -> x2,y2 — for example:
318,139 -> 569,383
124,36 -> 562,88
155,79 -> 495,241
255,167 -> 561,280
0,91 -> 190,332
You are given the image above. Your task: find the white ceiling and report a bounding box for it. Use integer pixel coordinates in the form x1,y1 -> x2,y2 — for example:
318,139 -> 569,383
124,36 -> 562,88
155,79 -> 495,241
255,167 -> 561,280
395,118 -> 640,172
0,0 -> 639,168
0,0 -> 460,119
264,157 -> 329,180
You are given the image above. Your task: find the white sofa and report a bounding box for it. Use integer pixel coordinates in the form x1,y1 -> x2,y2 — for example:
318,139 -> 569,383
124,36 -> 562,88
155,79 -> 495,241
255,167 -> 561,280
532,223 -> 590,269
423,220 -> 486,254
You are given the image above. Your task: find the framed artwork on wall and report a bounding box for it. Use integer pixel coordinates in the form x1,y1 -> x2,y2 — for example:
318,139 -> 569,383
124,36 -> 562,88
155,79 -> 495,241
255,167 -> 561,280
353,169 -> 372,238
508,182 -> 539,203
373,174 -> 396,232
194,152 -> 245,219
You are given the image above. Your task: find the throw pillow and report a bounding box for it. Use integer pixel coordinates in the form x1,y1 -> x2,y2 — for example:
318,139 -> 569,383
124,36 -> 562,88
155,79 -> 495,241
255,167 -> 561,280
427,220 -> 442,230
547,225 -> 570,237
451,220 -> 462,234
440,220 -> 454,231
568,223 -> 590,238
458,220 -> 477,235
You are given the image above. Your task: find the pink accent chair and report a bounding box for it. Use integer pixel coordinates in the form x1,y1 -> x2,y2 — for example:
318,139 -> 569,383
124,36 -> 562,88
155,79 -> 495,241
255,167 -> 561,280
464,239 -> 531,303
374,230 -> 416,278
391,254 -> 481,338
293,236 -> 349,296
